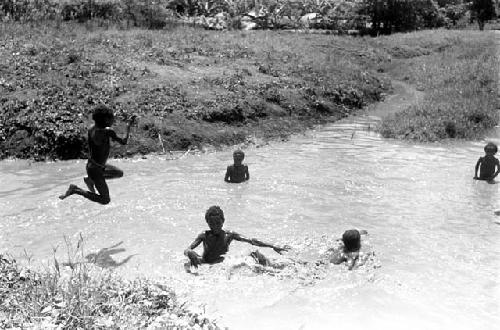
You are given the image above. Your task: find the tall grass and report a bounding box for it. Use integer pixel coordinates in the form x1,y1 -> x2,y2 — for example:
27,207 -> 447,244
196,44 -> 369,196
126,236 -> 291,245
0,236 -> 221,329
378,31 -> 498,141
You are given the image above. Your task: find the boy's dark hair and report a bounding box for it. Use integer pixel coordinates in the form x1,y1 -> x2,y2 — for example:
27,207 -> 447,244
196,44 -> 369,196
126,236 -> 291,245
205,205 -> 224,222
92,104 -> 114,126
484,142 -> 498,154
342,229 -> 361,253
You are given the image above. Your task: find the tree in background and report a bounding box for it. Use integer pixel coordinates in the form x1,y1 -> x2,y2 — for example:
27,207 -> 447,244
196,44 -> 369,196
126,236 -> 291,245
470,0 -> 496,30
359,0 -> 444,35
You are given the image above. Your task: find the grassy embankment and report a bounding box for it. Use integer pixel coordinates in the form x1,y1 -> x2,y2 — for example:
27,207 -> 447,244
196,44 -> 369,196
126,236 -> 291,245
0,21 -> 389,160
0,236 -> 221,329
1,24 -> 497,161
377,30 -> 498,141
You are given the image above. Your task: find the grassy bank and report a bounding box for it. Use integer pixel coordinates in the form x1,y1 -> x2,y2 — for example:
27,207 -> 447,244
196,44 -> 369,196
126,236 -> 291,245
0,250 -> 221,329
377,30 -> 498,141
0,21 -> 391,160
0,23 -> 497,160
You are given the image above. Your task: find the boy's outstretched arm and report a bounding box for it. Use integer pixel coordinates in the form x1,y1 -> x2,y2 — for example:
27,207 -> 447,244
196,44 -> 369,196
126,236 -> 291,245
184,234 -> 204,267
224,166 -> 231,182
233,233 -> 290,254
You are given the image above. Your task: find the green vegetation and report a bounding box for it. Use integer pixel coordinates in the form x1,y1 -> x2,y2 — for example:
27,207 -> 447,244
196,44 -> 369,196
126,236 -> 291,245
378,30 -> 498,141
1,1 -> 496,33
0,238 -> 221,329
0,21 -> 392,160
0,21 -> 497,159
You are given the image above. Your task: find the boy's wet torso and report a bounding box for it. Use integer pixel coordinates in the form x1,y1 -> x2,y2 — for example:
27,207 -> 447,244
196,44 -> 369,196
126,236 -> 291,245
201,230 -> 237,263
227,164 -> 248,183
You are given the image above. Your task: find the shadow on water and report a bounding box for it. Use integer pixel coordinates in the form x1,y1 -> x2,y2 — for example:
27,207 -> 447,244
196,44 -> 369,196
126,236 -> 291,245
62,241 -> 136,269
84,241 -> 136,268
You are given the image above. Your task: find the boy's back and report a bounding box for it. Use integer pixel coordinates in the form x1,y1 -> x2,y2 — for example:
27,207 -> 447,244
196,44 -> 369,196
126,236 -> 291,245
478,155 -> 499,179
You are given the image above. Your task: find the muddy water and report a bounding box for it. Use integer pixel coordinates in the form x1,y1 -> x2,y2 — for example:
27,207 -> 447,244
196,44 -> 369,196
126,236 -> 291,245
1,111 -> 499,329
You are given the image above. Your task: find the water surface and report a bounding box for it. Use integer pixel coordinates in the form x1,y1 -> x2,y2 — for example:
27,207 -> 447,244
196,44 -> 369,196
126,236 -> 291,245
1,115 -> 499,330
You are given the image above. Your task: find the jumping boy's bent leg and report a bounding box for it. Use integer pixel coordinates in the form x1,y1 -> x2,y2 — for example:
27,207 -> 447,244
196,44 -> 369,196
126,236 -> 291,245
84,177 -> 95,193
90,174 -> 111,204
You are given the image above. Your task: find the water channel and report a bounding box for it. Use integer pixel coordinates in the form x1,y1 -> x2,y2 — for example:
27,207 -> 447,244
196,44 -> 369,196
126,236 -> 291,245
1,90 -> 499,329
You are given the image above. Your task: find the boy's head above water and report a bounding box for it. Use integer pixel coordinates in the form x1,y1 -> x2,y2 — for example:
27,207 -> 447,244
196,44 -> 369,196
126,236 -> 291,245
205,205 -> 225,234
342,229 -> 361,252
484,142 -> 498,155
92,104 -> 114,128
233,150 -> 245,163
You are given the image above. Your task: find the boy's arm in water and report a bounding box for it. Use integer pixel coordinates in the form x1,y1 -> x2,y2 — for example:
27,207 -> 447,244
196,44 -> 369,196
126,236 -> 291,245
232,232 -> 290,254
108,115 -> 137,145
493,158 -> 500,179
224,166 -> 232,182
184,233 -> 205,267
244,165 -> 250,181
474,158 -> 482,179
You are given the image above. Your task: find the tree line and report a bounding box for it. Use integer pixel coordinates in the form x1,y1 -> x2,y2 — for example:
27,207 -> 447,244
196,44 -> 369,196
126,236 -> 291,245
0,0 -> 497,33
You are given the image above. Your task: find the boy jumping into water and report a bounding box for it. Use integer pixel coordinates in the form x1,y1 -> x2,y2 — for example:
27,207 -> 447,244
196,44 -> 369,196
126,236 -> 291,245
184,205 -> 289,269
59,105 -> 136,204
224,150 -> 249,183
474,142 -> 500,183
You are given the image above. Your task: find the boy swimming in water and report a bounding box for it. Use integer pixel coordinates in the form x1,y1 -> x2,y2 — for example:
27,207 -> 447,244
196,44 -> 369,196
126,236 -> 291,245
59,105 -> 136,204
474,142 -> 500,183
224,150 -> 249,183
184,205 -> 289,270
320,229 -> 370,270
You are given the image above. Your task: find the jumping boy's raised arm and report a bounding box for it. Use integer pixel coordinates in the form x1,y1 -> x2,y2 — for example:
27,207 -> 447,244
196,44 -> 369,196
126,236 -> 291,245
231,232 -> 289,254
108,115 -> 137,145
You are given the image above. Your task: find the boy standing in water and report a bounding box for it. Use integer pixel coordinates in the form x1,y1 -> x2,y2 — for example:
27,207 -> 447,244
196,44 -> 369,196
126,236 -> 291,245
59,105 -> 136,204
474,142 -> 500,183
184,206 -> 289,269
224,150 -> 249,183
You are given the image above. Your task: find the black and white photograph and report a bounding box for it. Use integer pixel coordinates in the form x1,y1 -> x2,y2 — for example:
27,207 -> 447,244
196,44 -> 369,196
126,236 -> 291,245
0,0 -> 498,329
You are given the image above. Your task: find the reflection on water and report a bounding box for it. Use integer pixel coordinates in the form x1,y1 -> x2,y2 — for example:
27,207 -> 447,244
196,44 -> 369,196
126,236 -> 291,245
0,114 -> 499,329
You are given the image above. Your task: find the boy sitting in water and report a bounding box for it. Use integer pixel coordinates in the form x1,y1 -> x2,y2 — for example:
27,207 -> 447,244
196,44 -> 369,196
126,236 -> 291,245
319,229 -> 370,270
184,206 -> 289,270
59,105 -> 136,204
224,150 -> 249,183
474,142 -> 500,183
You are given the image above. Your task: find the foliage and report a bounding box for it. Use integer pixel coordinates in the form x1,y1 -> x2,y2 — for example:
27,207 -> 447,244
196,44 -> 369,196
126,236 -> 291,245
358,0 -> 446,34
0,239 -> 221,329
441,2 -> 468,27
0,21 -> 395,160
379,32 -> 498,141
470,0 -> 496,30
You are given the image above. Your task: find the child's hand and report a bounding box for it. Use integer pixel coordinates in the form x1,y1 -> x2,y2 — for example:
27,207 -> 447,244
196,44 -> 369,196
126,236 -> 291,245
274,245 -> 291,254
473,176 -> 478,180
128,114 -> 138,126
